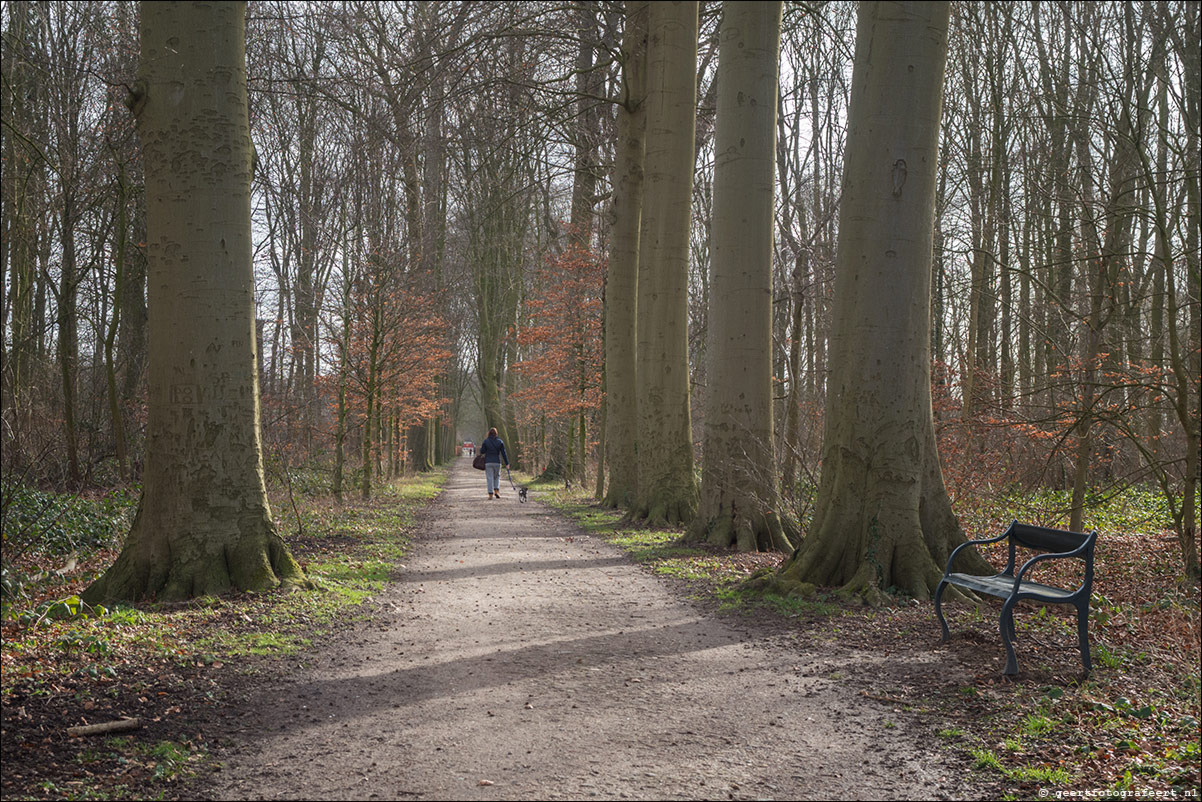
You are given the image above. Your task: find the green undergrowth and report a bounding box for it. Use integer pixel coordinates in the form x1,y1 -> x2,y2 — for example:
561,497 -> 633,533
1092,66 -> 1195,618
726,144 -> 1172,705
55,735 -> 203,799
1,467 -> 447,689
1,482 -> 140,602
953,674 -> 1200,797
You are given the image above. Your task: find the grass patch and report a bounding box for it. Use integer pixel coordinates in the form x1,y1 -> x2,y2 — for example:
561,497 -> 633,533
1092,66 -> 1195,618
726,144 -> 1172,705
1020,712 -> 1058,738
972,747 -> 1004,772
714,584 -> 840,618
532,478 -> 844,624
146,740 -> 197,782
529,477 -> 792,602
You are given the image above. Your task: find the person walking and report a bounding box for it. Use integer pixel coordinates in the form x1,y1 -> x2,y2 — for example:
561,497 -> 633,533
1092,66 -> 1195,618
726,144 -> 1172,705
481,427 -> 510,499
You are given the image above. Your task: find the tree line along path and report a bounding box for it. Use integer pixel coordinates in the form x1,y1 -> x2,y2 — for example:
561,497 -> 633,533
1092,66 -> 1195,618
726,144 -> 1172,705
199,459 -> 975,801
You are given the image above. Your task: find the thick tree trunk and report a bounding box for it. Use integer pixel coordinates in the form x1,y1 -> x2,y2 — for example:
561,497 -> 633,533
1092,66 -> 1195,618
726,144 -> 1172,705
408,423 -> 432,473
633,0 -> 699,526
84,1 -> 307,604
773,0 -> 989,601
602,0 -> 647,510
688,1 -> 791,553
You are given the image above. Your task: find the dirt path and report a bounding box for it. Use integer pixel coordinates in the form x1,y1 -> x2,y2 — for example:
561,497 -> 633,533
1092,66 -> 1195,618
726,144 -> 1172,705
201,460 -> 974,800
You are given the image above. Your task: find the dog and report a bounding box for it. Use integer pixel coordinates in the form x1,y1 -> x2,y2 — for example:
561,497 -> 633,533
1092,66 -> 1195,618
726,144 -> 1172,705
518,486 -> 528,503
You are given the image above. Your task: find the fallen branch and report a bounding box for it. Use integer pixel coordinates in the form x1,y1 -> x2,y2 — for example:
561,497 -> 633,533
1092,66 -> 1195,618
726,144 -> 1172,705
67,717 -> 141,737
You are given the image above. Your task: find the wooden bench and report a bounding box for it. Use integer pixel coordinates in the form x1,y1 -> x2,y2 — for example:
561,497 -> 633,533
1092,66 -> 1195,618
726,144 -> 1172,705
934,521 -> 1097,676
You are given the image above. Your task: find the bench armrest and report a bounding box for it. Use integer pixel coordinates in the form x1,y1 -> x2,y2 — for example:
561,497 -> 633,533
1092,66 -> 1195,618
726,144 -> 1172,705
942,520 -> 1016,577
1012,536 -> 1094,595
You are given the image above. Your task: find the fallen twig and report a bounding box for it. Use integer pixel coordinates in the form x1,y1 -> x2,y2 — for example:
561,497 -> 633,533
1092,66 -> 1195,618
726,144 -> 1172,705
67,717 -> 141,737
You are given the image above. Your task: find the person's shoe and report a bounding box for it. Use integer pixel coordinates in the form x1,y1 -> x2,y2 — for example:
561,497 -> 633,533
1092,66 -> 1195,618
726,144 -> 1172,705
488,492 -> 493,498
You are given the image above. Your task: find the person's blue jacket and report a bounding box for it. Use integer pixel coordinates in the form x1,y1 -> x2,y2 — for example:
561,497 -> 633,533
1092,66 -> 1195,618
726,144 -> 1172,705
481,435 -> 509,465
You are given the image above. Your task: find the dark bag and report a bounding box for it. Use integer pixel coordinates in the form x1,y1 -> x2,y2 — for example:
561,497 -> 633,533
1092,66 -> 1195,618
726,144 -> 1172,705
472,453 -> 487,470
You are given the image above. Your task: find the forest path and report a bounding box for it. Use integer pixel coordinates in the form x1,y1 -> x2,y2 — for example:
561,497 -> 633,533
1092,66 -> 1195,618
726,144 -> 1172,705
202,459 -> 971,801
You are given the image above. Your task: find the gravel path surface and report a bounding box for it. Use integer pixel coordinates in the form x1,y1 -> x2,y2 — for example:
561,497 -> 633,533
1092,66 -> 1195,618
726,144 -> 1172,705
202,459 -> 972,800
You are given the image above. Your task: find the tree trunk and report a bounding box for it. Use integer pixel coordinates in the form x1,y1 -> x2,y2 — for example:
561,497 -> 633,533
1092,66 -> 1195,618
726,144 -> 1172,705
59,190 -> 81,485
105,161 -> 131,481
569,1 -> 603,248
1158,0 -> 1200,579
688,1 -> 791,553
773,0 -> 988,601
594,363 -> 607,498
408,422 -> 431,472
363,309 -> 381,499
84,1 -> 307,604
332,221 -> 354,502
633,0 -> 699,526
2,0 -> 40,464
601,0 -> 647,510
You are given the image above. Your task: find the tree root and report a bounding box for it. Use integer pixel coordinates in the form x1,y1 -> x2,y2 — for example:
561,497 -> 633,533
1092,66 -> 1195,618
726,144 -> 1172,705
740,568 -> 817,599
632,492 -> 697,529
686,509 -> 794,553
83,520 -> 312,605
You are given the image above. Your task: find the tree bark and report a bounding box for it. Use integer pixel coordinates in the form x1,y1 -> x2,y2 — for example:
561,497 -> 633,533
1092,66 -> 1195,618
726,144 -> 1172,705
569,1 -> 604,248
602,0 -> 648,510
633,0 -> 700,526
773,0 -> 988,601
2,1 -> 41,465
688,1 -> 792,552
105,160 -> 131,481
84,1 -> 308,604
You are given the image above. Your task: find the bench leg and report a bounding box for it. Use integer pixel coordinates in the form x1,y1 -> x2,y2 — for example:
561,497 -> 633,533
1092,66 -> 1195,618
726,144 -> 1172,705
1076,603 -> 1091,676
934,580 -> 951,641
1000,598 -> 1019,675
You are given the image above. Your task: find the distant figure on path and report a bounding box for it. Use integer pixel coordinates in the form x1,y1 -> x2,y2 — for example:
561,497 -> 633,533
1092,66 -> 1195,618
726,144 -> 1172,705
481,427 -> 510,499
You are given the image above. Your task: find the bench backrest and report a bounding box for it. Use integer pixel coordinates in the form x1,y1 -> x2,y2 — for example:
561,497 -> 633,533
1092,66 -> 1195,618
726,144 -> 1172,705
1007,522 -> 1094,554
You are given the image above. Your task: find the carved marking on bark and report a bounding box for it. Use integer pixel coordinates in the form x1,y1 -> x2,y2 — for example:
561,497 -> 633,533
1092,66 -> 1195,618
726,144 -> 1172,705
891,159 -> 907,196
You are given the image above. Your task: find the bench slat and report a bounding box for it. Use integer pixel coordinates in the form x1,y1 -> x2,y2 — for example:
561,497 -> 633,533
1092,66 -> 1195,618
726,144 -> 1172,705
1010,523 -> 1091,554
944,572 -> 1076,601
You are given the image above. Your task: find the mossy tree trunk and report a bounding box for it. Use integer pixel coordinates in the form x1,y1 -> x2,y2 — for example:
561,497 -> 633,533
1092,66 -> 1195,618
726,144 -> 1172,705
688,1 -> 792,553
633,0 -> 700,526
84,1 -> 307,605
774,0 -> 989,601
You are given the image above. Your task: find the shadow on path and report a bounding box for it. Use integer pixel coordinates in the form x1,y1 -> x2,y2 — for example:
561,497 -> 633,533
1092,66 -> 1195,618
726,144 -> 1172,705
201,457 -> 975,801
